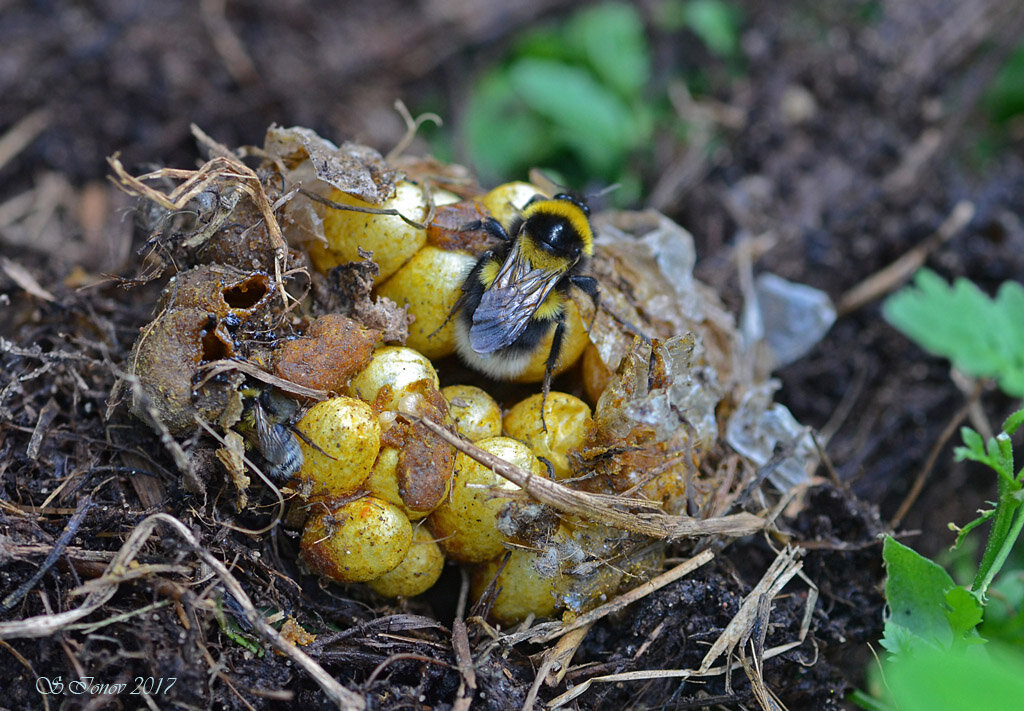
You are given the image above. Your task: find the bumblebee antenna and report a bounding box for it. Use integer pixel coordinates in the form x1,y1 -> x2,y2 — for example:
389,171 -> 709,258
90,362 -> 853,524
587,183 -> 619,200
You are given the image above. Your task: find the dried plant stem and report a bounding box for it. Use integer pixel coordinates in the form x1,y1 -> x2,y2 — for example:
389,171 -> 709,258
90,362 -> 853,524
0,513 -> 365,711
413,416 -> 765,540
540,549 -> 714,644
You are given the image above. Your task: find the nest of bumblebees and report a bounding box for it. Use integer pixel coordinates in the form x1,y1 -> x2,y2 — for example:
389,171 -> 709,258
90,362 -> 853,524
0,123 -> 886,710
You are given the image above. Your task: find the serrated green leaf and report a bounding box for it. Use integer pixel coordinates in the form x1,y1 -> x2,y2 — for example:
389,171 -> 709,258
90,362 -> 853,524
944,585 -> 983,639
882,536 -> 957,655
567,3 -> 651,99
883,269 -> 1024,397
886,644 -> 1024,711
960,427 -> 986,458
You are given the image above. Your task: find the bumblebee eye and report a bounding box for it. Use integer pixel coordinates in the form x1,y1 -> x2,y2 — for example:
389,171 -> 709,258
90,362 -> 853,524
553,192 -> 590,216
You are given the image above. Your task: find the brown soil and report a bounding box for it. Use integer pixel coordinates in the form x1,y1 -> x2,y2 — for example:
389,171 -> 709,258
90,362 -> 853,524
3,1 -> 1023,709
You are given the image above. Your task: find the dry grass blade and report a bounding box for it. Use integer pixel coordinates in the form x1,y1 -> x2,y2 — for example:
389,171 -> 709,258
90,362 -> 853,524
107,150 -> 291,306
413,415 -> 765,539
539,550 -> 714,644
1,257 -> 56,302
198,358 -> 329,400
547,546 -> 815,709
836,200 -> 974,316
0,513 -> 365,710
0,108 -> 50,171
451,617 -> 476,711
698,546 -> 804,674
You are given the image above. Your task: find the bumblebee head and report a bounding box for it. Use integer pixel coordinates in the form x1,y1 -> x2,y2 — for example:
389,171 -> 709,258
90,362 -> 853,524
519,194 -> 594,267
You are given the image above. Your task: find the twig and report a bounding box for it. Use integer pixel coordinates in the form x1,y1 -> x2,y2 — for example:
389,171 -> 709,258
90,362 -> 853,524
0,498 -> 92,613
411,415 -> 765,540
0,109 -> 50,172
0,513 -> 365,710
539,550 -> 713,644
200,0 -> 258,85
300,188 -> 430,231
547,547 -> 815,710
890,399 -> 972,530
386,100 -> 442,163
451,617 -> 476,711
836,200 -> 974,316
697,546 -> 804,674
197,358 -> 328,401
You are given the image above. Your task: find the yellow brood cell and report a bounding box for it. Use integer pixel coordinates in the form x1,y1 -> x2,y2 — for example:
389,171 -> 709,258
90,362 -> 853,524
442,384 -> 502,442
376,246 -> 475,359
511,297 -> 591,383
300,496 -> 412,583
367,524 -> 445,598
582,342 -> 614,404
479,181 -> 544,227
348,346 -> 439,411
364,447 -> 449,521
427,436 -> 546,564
316,181 -> 458,282
503,392 -> 592,479
471,547 -> 560,626
293,396 -> 380,499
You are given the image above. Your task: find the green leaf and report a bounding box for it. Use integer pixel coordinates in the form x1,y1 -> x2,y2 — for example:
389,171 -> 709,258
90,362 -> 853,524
885,644 -> 1024,711
986,42 -> 1024,124
944,585 -> 984,640
513,26 -> 574,63
957,426 -> 986,460
679,0 -> 742,58
882,536 -> 957,655
952,509 -> 996,550
566,3 -> 651,99
1003,407 -> 1024,437
463,70 -> 552,181
883,269 -> 1024,397
507,57 -> 641,175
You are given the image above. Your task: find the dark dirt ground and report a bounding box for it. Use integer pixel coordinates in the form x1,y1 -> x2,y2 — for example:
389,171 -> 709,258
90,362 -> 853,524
2,1 -> 1024,709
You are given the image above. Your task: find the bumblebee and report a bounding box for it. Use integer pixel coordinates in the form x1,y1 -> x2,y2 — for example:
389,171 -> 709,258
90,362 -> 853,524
235,385 -> 304,483
452,193 -> 598,394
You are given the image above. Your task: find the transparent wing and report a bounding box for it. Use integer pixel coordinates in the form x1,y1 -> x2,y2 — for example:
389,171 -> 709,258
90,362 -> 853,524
469,242 -> 561,354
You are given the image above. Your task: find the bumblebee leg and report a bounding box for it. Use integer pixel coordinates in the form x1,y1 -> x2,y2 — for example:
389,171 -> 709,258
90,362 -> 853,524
577,275 -> 650,343
462,217 -> 510,242
570,274 -> 600,331
537,456 -> 556,479
541,318 -> 567,432
428,250 -> 494,339
570,274 -> 599,302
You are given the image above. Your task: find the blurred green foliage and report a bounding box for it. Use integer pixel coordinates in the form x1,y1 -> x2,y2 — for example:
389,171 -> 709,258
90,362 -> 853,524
654,0 -> 742,59
883,269 -> 1024,397
458,1 -> 742,203
463,3 -> 653,201
985,42 -> 1024,125
855,410 -> 1024,709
